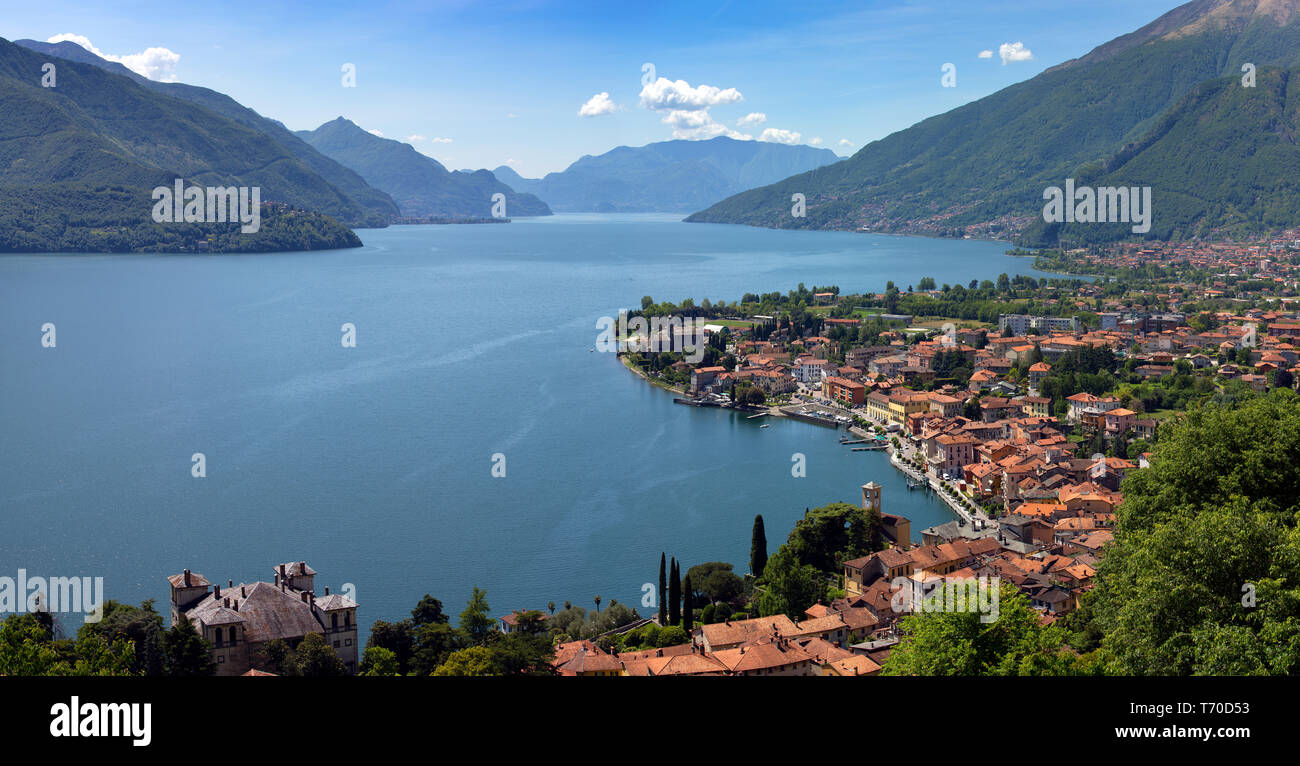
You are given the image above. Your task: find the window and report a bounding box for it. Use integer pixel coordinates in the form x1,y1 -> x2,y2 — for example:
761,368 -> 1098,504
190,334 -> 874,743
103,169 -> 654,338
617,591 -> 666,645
334,640 -> 340,648
345,638 -> 352,647
214,627 -> 223,647
217,655 -> 225,664
345,611 -> 351,627
331,614 -> 338,629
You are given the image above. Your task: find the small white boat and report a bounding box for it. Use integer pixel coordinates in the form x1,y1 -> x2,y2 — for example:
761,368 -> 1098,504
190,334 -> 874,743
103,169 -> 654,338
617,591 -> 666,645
759,424 -> 770,428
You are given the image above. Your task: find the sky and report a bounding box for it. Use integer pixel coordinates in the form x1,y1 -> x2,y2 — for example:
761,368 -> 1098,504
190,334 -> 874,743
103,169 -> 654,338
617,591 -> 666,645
2,0 -> 1189,177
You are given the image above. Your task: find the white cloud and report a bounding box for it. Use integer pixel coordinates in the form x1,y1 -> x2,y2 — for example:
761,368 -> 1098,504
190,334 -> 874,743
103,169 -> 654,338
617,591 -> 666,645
638,77 -> 743,111
838,138 -> 854,148
759,128 -> 802,145
998,42 -> 1034,64
406,134 -> 427,142
431,137 -> 452,143
809,136 -> 823,146
660,109 -> 752,140
736,112 -> 766,127
638,76 -> 750,140
978,49 -> 994,59
407,135 -> 453,144
367,129 -> 384,137
47,33 -> 180,82
578,91 -> 620,117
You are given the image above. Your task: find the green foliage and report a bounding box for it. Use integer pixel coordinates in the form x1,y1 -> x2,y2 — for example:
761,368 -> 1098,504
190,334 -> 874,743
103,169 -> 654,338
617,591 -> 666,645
459,587 -> 495,645
1093,389 -> 1300,675
359,646 -> 400,676
757,547 -> 822,620
162,614 -> 215,677
883,586 -> 1106,676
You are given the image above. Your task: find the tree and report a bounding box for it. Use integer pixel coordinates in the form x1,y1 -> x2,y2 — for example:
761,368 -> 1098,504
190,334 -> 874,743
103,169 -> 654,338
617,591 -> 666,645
296,632 -> 348,676
410,622 -> 466,675
411,595 -> 449,627
433,646 -> 499,676
883,586 -> 1096,675
668,559 -> 681,626
365,619 -> 415,674
686,562 -> 744,606
658,552 -> 668,624
459,587 -> 494,645
1092,389 -> 1300,675
682,575 -> 694,628
162,614 -> 215,677
359,646 -> 399,676
80,599 -> 164,676
750,515 -> 768,577
757,547 -> 822,620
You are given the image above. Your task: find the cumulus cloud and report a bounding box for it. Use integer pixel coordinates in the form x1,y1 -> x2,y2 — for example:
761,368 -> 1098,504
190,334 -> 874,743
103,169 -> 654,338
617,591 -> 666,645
759,127 -> 802,145
406,134 -> 427,142
639,77 -> 743,111
367,129 -> 384,137
638,76 -> 750,140
998,42 -> 1034,64
578,92 -> 620,117
736,112 -> 766,127
978,49 -> 993,59
809,136 -> 823,146
838,138 -> 855,147
47,33 -> 180,82
658,109 -> 750,140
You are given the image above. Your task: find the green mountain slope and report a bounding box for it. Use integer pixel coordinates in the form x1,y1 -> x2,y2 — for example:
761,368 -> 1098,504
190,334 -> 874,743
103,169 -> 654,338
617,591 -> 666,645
493,136 -> 840,212
0,36 -> 361,252
298,118 -> 551,218
13,38 -> 398,227
1036,66 -> 1300,244
687,0 -> 1300,243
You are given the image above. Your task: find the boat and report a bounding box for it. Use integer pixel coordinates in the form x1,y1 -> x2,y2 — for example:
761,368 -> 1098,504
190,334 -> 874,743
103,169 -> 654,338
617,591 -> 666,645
759,424 -> 770,428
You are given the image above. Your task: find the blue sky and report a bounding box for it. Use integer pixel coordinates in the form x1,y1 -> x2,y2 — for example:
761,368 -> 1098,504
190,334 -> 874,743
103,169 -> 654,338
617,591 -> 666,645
4,0 -> 1186,177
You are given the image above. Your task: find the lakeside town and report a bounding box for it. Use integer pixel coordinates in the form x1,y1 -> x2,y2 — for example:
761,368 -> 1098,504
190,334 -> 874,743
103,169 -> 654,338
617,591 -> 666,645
5,238 -> 1299,678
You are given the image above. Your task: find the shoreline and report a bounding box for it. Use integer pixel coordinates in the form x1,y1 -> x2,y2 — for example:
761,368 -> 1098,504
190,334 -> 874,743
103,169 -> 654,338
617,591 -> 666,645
618,354 -> 977,529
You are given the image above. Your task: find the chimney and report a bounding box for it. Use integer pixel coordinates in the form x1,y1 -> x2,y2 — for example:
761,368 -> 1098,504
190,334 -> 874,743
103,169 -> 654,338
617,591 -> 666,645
280,564 -> 287,579
325,587 -> 330,595
241,586 -> 247,598
228,580 -> 233,588
223,598 -> 229,608
232,601 -> 238,612
300,592 -> 308,603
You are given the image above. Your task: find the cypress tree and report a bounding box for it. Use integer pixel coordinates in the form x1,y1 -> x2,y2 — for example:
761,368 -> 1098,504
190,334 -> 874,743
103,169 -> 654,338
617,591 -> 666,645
682,574 -> 694,630
668,558 -> 681,626
658,552 -> 668,625
750,514 -> 768,577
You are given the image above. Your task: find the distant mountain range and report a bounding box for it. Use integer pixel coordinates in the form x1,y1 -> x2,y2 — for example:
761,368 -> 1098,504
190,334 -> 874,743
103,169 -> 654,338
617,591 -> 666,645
687,0 -> 1300,245
13,38 -> 401,228
0,36 -> 370,252
492,137 -> 840,213
297,118 -> 550,219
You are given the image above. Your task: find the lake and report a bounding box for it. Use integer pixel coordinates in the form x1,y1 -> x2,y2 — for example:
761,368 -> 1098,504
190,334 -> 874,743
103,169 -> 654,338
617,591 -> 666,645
0,214 -> 1057,637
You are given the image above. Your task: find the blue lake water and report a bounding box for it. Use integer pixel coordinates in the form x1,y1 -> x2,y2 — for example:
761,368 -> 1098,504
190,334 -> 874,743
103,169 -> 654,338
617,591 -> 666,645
0,214 -> 1056,636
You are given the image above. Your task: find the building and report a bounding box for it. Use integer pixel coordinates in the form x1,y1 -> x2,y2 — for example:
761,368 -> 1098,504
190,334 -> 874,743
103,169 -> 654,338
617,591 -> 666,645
167,561 -> 359,676
823,376 -> 866,405
997,314 -> 1080,335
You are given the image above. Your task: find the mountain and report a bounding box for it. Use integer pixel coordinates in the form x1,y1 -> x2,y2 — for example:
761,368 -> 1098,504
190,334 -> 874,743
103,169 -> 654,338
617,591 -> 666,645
13,39 -> 398,227
0,36 -> 362,252
493,137 -> 841,213
687,0 -> 1300,243
297,118 -> 551,218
